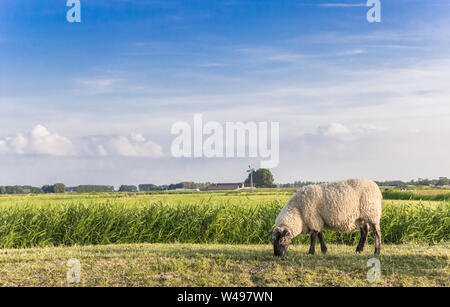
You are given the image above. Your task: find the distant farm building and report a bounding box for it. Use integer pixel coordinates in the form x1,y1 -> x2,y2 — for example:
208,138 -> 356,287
205,183 -> 245,191
174,188 -> 200,192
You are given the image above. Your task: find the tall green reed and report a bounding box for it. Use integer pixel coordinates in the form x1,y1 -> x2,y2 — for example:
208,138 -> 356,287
0,197 -> 447,248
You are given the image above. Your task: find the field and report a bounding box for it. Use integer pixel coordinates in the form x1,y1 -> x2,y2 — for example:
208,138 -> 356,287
0,190 -> 449,286
1,243 -> 448,287
380,188 -> 450,201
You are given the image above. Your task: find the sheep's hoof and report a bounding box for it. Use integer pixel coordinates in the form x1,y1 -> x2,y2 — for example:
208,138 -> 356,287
321,248 -> 327,254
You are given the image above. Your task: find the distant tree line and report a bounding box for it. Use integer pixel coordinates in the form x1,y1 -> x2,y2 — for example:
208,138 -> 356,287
2,176 -> 447,195
0,185 -> 42,194
139,182 -> 212,191
0,182 -> 212,194
75,185 -> 115,193
0,183 -> 66,194
118,185 -> 138,192
43,183 -> 66,193
278,177 -> 450,188
0,184 -> 115,194
375,177 -> 449,187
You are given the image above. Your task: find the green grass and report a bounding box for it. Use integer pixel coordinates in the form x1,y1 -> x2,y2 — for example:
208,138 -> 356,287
381,189 -> 450,201
0,243 -> 448,287
0,193 -> 448,248
0,192 -> 448,287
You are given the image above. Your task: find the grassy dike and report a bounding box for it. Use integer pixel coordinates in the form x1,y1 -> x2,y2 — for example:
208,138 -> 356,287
0,243 -> 448,287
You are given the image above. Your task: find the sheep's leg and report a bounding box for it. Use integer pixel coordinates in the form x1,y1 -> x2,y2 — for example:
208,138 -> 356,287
308,231 -> 318,255
317,232 -> 327,254
370,223 -> 382,255
356,223 -> 369,253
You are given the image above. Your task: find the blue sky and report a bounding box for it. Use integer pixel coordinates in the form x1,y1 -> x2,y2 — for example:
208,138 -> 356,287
1,0 -> 450,186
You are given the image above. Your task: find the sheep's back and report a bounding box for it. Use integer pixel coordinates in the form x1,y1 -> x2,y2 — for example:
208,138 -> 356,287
297,179 -> 382,233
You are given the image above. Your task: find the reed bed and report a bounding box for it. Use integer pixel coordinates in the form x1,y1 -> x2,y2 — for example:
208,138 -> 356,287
0,194 -> 448,248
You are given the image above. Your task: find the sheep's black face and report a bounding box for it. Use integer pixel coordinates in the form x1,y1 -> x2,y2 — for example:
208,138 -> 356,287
271,229 -> 292,257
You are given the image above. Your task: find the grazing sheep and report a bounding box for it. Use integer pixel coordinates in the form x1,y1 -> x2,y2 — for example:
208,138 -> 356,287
268,179 -> 382,257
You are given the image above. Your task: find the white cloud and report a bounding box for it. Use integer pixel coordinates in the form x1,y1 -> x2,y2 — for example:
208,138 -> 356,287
96,144 -> 108,156
292,122 -> 384,160
316,3 -> 366,7
130,133 -> 146,142
76,78 -> 121,88
317,123 -> 350,136
0,125 -> 73,156
0,133 -> 28,154
83,134 -> 163,158
0,126 -> 163,158
316,123 -> 381,139
29,125 -> 74,155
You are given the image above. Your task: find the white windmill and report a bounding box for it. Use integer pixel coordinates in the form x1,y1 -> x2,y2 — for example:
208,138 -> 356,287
247,165 -> 255,193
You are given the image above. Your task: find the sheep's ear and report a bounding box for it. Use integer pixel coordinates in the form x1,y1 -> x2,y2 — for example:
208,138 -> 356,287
266,225 -> 278,238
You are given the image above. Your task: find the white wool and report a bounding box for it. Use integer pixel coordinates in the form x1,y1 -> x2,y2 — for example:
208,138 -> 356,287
275,179 -> 382,237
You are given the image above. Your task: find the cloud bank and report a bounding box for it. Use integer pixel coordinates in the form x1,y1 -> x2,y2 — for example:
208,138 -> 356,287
0,125 -> 73,156
0,125 -> 163,158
